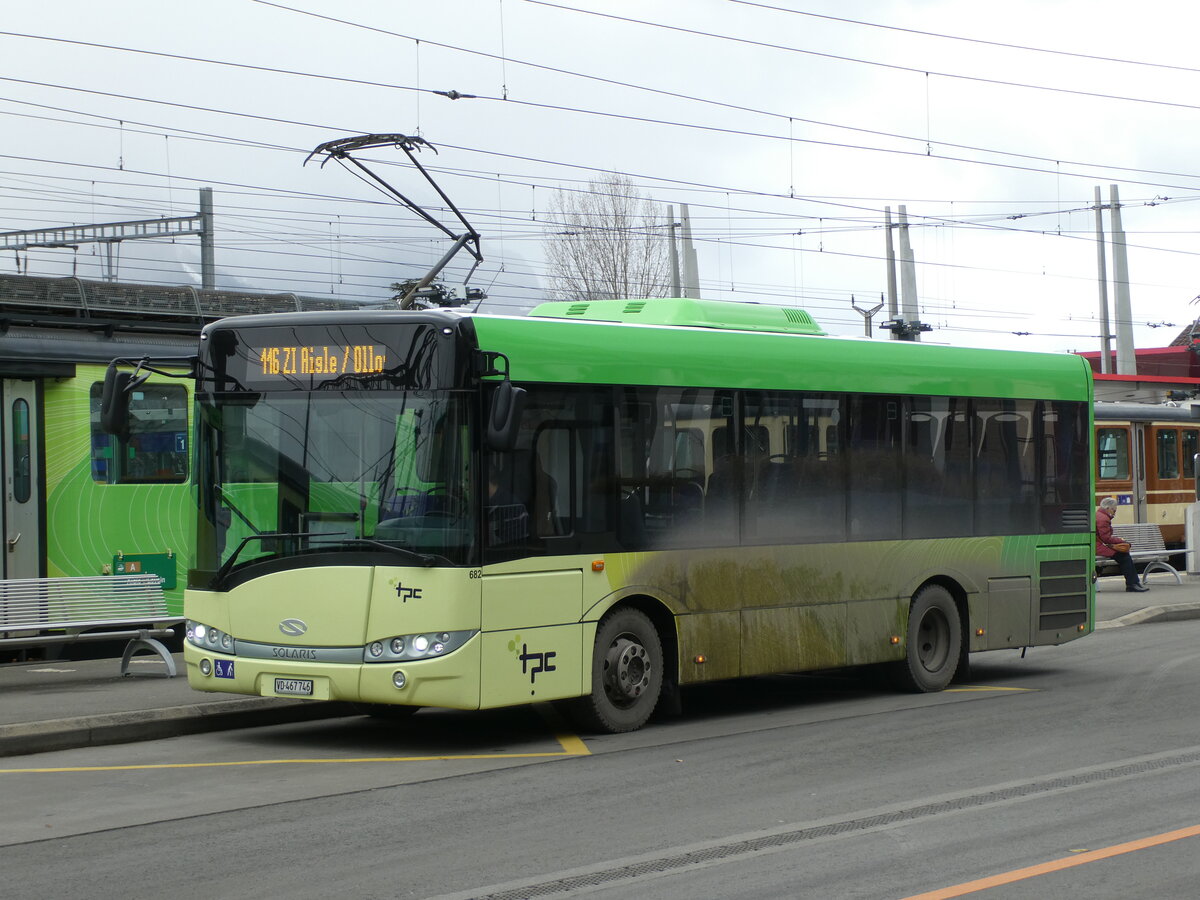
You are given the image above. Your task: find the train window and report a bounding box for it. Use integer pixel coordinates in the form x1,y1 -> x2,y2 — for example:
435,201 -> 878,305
1096,428 -> 1130,480
90,382 -> 188,484
1157,430 -> 1179,480
1184,430 -> 1198,479
10,398 -> 30,504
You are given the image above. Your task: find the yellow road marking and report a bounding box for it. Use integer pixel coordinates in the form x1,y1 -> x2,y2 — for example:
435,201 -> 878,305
900,823 -> 1200,899
552,730 -> 591,756
0,751 -> 578,774
0,712 -> 590,775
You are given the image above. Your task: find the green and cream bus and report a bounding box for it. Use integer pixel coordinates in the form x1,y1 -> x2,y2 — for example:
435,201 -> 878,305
171,298 -> 1094,732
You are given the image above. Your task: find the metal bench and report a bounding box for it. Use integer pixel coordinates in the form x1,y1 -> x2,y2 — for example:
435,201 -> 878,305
1097,522 -> 1183,585
0,574 -> 182,676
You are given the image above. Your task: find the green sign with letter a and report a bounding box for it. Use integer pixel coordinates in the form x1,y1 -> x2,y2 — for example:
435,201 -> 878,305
112,552 -> 177,590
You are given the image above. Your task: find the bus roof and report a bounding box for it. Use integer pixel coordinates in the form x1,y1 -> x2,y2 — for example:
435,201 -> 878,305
198,301 -> 1093,402
473,301 -> 1093,402
529,297 -> 826,335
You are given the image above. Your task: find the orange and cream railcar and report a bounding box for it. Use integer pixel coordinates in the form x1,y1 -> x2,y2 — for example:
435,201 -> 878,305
1094,403 -> 1200,547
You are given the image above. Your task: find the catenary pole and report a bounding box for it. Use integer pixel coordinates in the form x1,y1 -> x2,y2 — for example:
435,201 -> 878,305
667,204 -> 681,298
884,206 -> 898,340
1110,184 -> 1137,375
1094,186 -> 1112,374
200,187 -> 215,291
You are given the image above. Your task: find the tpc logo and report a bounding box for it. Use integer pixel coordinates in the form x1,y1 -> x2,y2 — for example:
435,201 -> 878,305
388,578 -> 423,602
508,634 -> 556,683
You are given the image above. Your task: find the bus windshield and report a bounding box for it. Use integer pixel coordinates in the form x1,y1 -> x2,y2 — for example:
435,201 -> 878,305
195,389 -> 475,578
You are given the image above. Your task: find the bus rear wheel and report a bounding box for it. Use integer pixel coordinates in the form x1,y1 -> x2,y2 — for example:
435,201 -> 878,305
566,608 -> 663,734
892,585 -> 962,693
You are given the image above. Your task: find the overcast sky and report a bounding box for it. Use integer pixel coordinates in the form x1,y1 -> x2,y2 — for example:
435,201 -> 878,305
3,0 -> 1200,355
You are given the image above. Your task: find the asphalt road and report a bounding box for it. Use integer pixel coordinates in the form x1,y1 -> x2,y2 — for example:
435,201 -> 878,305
3,619 -> 1200,899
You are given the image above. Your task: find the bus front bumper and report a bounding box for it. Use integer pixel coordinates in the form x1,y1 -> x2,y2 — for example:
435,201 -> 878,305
182,638 -> 483,710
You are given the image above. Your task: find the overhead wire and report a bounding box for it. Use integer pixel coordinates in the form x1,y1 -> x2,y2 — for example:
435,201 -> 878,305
724,1 -> 1200,76
4,7 -> 1195,340
524,0 -> 1200,115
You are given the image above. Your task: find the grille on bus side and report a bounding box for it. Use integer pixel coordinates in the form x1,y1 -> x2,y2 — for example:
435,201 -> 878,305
1059,507 -> 1091,531
783,308 -> 818,328
1038,558 -> 1089,632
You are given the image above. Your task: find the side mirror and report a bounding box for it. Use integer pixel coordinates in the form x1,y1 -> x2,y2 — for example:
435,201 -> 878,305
486,380 -> 526,451
99,363 -> 132,440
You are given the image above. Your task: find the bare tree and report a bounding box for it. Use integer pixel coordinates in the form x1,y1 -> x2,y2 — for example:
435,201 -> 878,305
542,173 -> 672,302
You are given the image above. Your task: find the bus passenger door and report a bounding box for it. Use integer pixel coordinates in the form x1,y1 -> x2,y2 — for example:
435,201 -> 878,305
2,379 -> 42,579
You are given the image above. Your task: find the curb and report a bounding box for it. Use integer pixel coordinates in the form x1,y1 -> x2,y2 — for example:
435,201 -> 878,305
1096,601 -> 1200,630
0,698 -> 356,758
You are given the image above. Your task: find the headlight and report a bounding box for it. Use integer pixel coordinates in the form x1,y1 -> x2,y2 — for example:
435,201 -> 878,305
186,619 -> 235,654
363,630 -> 475,662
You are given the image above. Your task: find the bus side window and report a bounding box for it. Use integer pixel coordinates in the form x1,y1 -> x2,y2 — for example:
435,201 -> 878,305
533,426 -> 569,537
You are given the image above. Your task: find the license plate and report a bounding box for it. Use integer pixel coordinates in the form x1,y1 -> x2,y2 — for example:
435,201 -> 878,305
274,678 -> 314,697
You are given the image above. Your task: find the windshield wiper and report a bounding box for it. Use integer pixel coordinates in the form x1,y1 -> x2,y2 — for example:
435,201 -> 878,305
316,536 -> 440,567
211,531 -> 439,587
211,532 -> 307,587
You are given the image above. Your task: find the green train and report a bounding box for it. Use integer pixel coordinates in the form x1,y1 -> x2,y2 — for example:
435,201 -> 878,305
0,274 -> 361,659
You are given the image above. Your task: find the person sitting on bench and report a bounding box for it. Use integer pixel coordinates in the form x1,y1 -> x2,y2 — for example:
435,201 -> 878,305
1097,497 -> 1148,593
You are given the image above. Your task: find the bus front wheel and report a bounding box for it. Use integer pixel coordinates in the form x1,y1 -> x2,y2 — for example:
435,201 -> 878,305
567,608 -> 663,734
892,585 -> 962,693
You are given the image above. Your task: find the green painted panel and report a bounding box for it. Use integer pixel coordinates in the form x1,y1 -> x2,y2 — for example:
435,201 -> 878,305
43,367 -> 194,615
471,312 -> 1092,401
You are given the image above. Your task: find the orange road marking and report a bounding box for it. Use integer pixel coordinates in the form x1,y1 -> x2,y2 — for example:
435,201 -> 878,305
902,824 -> 1200,899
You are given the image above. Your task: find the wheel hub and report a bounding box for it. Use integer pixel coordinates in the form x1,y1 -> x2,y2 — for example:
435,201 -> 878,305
603,636 -> 651,702
916,609 -> 950,672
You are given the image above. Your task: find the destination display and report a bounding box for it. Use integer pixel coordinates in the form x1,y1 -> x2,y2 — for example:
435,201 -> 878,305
205,320 -> 467,391
255,343 -> 387,378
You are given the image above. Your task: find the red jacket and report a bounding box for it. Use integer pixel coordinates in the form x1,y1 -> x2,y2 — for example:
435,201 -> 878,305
1096,507 -> 1127,558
